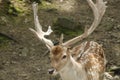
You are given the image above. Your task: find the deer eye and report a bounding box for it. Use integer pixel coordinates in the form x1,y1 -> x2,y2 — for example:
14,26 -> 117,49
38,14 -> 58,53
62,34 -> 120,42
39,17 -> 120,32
62,55 -> 67,59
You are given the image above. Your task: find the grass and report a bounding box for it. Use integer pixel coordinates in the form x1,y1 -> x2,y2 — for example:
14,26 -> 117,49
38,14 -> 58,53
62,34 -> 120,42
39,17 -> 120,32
53,17 -> 84,37
54,26 -> 84,37
39,1 -> 56,10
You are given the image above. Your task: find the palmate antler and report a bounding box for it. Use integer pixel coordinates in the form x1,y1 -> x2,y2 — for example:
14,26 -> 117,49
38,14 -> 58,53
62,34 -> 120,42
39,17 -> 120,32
30,0 -> 107,49
29,3 -> 54,49
63,0 -> 107,47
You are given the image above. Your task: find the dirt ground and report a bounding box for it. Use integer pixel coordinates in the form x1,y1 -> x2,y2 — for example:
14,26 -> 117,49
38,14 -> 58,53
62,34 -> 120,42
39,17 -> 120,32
0,0 -> 120,80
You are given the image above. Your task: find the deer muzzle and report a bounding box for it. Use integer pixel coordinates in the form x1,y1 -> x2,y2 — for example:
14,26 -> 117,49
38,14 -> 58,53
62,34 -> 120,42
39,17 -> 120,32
48,68 -> 54,74
48,68 -> 58,75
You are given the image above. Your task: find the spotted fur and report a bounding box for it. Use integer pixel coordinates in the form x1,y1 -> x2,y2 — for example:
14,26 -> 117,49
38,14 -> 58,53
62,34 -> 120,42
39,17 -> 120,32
72,41 -> 106,80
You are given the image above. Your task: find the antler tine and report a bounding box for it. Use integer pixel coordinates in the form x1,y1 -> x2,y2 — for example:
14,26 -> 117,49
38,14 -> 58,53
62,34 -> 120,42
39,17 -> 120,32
63,0 -> 107,47
32,3 -> 42,32
59,34 -> 64,45
29,3 -> 54,49
87,0 -> 107,34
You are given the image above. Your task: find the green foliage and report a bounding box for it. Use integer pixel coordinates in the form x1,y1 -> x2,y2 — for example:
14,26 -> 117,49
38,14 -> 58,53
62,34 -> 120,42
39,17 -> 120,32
8,0 -> 29,15
53,17 -> 84,37
39,1 -> 56,10
54,27 -> 83,37
0,0 -> 55,16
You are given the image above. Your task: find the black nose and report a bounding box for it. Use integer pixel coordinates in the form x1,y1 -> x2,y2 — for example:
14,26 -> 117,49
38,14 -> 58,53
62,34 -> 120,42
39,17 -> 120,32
48,69 -> 54,74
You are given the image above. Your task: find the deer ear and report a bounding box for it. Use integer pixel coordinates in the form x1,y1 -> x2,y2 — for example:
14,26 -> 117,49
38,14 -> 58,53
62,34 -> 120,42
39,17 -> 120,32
66,47 -> 73,57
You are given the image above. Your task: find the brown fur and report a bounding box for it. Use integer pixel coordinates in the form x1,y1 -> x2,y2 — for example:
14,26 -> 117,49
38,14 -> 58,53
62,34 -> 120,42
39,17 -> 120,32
52,46 -> 63,56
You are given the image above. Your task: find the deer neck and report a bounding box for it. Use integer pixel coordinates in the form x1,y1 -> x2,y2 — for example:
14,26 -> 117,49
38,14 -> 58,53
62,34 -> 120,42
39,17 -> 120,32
59,56 -> 88,80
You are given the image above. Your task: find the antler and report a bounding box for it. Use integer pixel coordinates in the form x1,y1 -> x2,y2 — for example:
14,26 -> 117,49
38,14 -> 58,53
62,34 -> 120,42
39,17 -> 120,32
29,3 -> 54,49
63,0 -> 107,47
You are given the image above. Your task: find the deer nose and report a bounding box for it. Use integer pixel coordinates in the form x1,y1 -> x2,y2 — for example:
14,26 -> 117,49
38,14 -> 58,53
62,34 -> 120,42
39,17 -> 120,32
48,68 -> 54,74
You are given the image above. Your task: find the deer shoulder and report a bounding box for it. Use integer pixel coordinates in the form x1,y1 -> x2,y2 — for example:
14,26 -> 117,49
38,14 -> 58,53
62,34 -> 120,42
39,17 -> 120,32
72,41 -> 106,80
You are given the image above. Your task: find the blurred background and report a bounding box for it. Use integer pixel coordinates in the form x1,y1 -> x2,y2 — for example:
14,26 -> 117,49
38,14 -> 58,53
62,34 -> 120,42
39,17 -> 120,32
0,0 -> 120,80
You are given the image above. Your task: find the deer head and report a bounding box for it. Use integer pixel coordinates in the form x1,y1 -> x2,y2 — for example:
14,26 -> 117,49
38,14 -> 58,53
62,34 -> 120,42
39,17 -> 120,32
30,0 -> 107,77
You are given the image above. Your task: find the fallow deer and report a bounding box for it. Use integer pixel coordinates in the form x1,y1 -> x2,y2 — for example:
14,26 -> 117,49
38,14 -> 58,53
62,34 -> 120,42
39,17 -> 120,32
30,0 -> 108,80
